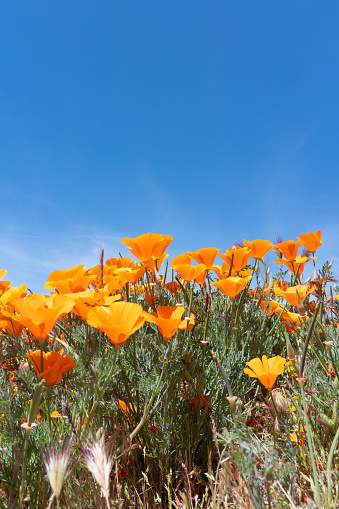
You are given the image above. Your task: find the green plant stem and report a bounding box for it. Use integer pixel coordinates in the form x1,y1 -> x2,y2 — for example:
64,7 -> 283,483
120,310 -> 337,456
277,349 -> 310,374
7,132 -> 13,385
129,361 -> 167,442
19,381 -> 44,506
299,303 -> 321,378
326,424 -> 339,506
81,346 -> 119,439
300,386 -> 322,508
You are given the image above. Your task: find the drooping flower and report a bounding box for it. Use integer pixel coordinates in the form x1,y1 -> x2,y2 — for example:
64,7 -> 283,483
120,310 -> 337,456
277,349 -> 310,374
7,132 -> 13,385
26,350 -> 76,386
297,231 -> 324,253
244,355 -> 286,390
243,239 -> 273,259
86,301 -> 145,345
121,233 -> 173,264
13,294 -> 75,340
213,275 -> 252,298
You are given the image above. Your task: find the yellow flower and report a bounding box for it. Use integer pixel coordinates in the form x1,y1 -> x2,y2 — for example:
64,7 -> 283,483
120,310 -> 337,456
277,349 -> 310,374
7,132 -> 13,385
51,411 -> 62,418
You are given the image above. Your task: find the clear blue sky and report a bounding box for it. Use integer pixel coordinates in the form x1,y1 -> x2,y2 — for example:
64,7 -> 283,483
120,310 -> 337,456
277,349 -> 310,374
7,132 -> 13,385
1,1 -> 339,291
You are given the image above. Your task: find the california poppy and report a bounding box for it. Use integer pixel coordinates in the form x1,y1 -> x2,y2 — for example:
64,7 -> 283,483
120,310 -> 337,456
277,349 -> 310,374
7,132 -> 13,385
297,231 -> 324,253
45,265 -> 96,293
243,239 -> 273,259
273,240 -> 301,262
273,284 -> 313,308
244,355 -> 286,390
189,248 -> 220,271
121,233 -> 173,264
218,247 -> 252,272
170,253 -> 192,265
86,302 -> 145,345
143,306 -> 186,339
213,275 -> 252,298
174,264 -> 206,282
13,294 -> 75,340
26,350 -> 75,386
275,255 -> 315,275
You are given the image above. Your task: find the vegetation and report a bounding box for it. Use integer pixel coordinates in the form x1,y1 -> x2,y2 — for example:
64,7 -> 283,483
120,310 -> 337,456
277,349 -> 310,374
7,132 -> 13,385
1,231 -> 338,508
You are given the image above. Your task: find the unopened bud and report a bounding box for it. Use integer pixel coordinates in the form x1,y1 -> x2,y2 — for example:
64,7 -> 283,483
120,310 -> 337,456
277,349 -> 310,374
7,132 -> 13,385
188,359 -> 196,375
197,374 -> 206,395
296,290 -> 307,318
181,370 -> 193,383
286,336 -> 296,361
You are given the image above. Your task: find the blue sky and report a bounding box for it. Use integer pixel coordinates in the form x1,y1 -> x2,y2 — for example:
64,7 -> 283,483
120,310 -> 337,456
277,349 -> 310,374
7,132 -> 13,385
1,1 -> 339,292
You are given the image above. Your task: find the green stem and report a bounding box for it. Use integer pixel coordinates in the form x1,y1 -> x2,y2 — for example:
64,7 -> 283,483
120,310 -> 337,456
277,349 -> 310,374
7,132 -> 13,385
129,361 -> 167,442
326,424 -> 339,506
19,381 -> 44,505
300,386 -> 322,508
81,346 -> 119,439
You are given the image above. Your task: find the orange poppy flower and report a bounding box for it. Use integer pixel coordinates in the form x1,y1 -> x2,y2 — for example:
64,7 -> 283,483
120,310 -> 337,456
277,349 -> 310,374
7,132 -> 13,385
144,291 -> 157,307
213,275 -> 252,298
174,264 -> 206,282
0,270 -> 11,295
0,284 -> 28,314
259,300 -> 284,317
243,239 -> 273,259
45,265 -> 96,293
69,290 -> 121,320
162,280 -> 182,295
143,306 -> 186,339
273,240 -> 301,262
121,233 -> 173,264
280,310 -> 308,333
26,350 -> 75,386
118,399 -> 134,419
273,284 -> 313,308
178,313 -> 195,331
86,265 -> 126,289
218,247 -> 252,273
189,248 -> 220,271
297,231 -> 324,253
170,253 -> 192,265
274,255 -> 315,275
86,301 -> 145,345
0,318 -> 24,336
105,257 -> 135,268
244,355 -> 286,389
114,266 -> 145,284
13,294 -> 75,340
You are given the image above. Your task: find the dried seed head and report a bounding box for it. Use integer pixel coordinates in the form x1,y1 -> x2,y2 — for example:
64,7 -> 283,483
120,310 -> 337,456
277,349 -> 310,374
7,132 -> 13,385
83,434 -> 113,508
41,436 -> 71,503
270,389 -> 289,415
